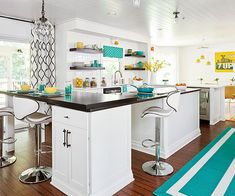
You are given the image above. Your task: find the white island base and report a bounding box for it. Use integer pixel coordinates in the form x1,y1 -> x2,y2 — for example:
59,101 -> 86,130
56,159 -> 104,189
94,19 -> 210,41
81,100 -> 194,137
51,91 -> 201,196
132,91 -> 201,158
51,105 -> 134,196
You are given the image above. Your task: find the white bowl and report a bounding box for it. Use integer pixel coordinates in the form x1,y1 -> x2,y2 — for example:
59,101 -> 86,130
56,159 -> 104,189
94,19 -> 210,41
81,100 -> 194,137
176,86 -> 187,91
132,80 -> 143,87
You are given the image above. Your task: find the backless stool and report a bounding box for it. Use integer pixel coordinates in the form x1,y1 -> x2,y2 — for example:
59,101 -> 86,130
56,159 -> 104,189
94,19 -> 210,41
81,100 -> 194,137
13,96 -> 52,183
141,91 -> 181,176
0,107 -> 17,167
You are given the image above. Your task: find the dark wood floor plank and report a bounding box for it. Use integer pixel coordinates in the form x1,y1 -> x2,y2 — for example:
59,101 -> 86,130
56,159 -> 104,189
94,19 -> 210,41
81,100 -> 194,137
0,120 -> 234,196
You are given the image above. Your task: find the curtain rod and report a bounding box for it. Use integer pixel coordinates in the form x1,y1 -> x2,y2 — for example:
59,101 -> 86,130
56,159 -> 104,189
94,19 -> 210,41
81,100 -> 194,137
0,15 -> 34,24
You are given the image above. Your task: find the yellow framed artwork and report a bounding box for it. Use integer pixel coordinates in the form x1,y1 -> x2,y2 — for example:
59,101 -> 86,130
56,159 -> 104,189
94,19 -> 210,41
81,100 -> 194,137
215,51 -> 235,72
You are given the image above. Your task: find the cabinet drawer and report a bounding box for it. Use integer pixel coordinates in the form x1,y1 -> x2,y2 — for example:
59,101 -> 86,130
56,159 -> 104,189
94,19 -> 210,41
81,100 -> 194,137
52,106 -> 88,129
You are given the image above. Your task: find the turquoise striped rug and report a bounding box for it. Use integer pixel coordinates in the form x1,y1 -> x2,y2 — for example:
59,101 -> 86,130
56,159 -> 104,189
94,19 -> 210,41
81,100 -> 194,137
154,127 -> 235,196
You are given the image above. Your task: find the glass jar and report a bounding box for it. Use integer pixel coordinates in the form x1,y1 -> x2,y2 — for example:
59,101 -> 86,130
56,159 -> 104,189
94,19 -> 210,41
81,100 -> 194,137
83,77 -> 90,88
90,77 -> 97,88
101,77 -> 107,87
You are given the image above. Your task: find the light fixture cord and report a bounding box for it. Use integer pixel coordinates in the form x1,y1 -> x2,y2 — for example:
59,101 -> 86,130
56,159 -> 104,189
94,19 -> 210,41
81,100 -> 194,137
40,0 -> 47,22
41,0 -> 45,18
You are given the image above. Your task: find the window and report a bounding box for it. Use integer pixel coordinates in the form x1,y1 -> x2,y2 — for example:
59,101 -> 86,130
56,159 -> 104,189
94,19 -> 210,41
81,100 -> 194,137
0,41 -> 30,104
102,57 -> 120,86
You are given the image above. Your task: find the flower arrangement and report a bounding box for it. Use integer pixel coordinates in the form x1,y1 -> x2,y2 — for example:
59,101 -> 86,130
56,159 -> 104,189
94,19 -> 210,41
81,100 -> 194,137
144,60 -> 168,72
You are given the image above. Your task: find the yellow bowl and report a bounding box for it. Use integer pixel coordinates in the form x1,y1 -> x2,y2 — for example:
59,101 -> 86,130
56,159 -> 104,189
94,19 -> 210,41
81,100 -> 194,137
44,87 -> 57,94
21,85 -> 31,91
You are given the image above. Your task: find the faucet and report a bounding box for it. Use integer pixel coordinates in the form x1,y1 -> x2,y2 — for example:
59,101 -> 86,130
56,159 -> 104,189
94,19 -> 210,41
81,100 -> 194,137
114,70 -> 123,85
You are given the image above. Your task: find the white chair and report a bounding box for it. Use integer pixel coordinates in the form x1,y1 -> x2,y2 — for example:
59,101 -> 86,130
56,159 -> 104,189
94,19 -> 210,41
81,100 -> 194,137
13,96 -> 52,184
0,107 -> 17,168
141,91 -> 181,176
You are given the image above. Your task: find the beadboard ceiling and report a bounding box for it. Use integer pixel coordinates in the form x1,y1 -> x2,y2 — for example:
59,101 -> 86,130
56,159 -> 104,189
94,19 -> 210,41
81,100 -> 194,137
1,0 -> 235,46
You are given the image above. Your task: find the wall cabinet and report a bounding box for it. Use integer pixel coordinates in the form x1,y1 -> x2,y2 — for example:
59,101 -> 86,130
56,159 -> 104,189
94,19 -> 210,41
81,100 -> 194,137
52,107 -> 89,196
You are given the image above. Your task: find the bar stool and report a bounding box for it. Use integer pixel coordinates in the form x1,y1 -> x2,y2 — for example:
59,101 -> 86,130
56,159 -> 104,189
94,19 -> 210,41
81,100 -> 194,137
13,96 -> 52,184
141,91 -> 181,176
0,107 -> 17,168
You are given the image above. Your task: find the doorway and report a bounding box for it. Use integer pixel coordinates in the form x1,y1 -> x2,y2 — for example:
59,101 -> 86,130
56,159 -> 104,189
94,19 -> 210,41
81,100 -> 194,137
0,40 -> 30,130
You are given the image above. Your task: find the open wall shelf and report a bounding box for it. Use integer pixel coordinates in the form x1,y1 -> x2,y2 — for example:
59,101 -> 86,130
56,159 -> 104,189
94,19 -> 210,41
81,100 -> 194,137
69,48 -> 103,54
70,66 -> 105,70
125,54 -> 146,58
124,68 -> 146,71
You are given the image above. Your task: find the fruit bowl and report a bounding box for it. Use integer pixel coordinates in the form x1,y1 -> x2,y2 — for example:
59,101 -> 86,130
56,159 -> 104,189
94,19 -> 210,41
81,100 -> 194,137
44,87 -> 57,94
176,83 -> 187,91
21,85 -> 31,91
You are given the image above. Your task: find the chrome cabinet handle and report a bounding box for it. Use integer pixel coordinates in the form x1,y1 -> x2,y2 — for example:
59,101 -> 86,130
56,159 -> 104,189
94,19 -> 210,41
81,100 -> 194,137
66,130 -> 71,148
63,129 -> 66,146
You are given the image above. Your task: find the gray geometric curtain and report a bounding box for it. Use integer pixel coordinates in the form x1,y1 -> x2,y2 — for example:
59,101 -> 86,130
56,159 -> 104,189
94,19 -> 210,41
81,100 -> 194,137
30,27 -> 56,89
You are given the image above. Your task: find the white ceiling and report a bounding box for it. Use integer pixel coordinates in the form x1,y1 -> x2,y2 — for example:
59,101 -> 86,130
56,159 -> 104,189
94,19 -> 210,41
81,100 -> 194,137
1,0 -> 235,46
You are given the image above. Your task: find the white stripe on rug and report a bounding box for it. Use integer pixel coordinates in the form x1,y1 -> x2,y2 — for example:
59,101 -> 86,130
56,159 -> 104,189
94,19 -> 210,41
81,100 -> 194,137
167,128 -> 235,196
211,158 -> 235,196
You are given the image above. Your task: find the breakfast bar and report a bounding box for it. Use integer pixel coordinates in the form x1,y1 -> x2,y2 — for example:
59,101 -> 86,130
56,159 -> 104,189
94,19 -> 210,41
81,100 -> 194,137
0,88 -> 201,196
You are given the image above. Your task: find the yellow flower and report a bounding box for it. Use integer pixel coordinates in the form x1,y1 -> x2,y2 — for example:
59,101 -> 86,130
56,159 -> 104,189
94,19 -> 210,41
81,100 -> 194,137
144,60 -> 168,72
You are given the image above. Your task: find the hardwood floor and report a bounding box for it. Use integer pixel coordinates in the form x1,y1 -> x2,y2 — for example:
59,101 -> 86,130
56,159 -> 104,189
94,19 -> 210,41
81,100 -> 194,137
0,120 -> 234,196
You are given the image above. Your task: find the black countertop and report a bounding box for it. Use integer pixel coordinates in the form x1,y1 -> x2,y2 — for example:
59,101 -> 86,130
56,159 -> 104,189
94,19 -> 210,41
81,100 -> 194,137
0,88 -> 200,112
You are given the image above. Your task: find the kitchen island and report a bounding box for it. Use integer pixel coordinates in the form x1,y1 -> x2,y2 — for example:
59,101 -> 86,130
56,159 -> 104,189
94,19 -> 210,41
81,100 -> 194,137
0,88 -> 201,196
188,84 -> 225,125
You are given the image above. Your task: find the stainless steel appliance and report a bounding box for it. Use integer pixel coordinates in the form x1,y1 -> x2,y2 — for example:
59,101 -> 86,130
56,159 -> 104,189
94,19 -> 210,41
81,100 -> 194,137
103,87 -> 122,94
200,88 -> 210,120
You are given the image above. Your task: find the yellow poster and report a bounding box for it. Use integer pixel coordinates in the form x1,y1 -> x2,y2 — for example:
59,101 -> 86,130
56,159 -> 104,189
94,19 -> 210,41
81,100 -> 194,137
215,52 -> 235,72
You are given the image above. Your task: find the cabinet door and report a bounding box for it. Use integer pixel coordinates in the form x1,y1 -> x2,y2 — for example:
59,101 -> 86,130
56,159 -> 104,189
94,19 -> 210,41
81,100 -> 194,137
52,122 -> 69,183
67,124 -> 89,195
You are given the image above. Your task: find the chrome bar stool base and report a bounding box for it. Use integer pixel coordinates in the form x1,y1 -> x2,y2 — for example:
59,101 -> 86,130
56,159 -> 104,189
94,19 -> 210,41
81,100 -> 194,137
142,161 -> 173,176
0,155 -> 16,168
19,166 -> 52,184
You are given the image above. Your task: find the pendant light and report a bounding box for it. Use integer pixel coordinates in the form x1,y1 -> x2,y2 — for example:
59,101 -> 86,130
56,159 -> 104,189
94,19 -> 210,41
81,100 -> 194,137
32,0 -> 53,43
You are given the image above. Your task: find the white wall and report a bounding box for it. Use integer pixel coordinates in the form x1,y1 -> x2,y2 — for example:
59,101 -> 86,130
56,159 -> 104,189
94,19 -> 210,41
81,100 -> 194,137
56,18 -> 150,89
0,18 -> 32,42
152,46 -> 179,84
66,31 -> 148,87
179,43 -> 235,85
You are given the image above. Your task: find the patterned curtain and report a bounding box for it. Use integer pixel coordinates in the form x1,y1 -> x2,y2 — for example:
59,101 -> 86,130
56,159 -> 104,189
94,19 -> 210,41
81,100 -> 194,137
30,27 -> 56,89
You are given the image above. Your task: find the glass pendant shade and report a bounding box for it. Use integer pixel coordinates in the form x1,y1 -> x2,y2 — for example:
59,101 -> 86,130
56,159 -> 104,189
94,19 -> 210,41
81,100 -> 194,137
32,0 -> 53,43
32,19 -> 53,43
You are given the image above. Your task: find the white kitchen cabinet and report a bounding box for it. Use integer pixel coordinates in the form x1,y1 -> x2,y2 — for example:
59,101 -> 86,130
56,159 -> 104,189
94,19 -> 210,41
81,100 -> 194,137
52,108 -> 89,196
51,105 -> 133,196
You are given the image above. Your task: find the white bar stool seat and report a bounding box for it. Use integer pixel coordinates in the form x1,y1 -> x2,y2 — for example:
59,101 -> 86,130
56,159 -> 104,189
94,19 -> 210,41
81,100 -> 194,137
0,107 -> 17,168
141,91 -> 181,176
13,96 -> 52,184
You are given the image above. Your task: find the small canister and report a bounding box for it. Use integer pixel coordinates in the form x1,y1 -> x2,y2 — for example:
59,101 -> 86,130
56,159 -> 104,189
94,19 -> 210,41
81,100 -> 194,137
90,77 -> 97,88
76,42 -> 84,49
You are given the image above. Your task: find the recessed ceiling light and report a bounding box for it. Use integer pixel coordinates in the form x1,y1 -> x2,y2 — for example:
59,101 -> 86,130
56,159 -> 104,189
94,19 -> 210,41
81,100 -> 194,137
107,11 -> 117,16
133,0 -> 141,7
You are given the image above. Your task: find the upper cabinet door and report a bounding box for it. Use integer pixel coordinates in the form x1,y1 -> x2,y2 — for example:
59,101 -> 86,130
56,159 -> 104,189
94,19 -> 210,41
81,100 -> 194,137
67,124 -> 89,195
